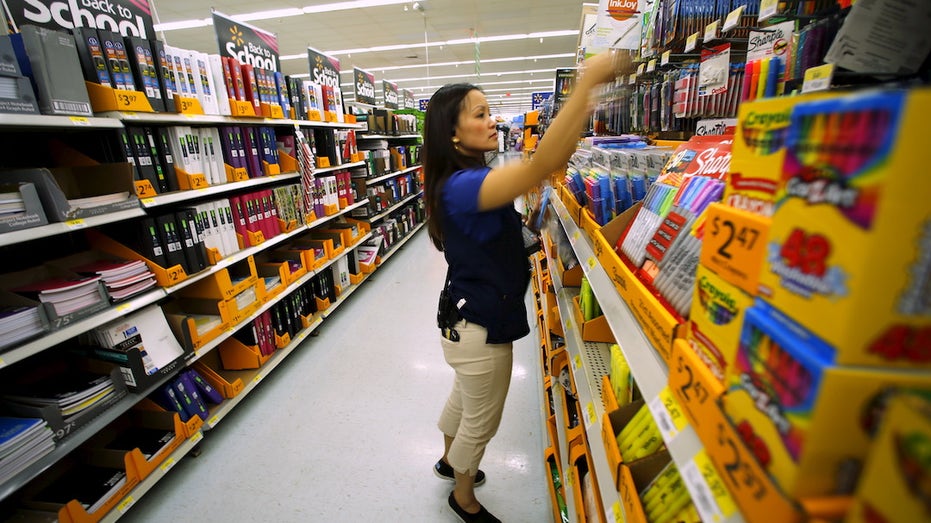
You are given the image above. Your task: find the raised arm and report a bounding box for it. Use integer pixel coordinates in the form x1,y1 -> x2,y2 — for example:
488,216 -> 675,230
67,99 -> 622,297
476,51 -> 632,211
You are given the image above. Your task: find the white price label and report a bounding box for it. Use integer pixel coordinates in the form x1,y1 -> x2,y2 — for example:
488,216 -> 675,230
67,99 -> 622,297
209,415 -> 221,427
685,33 -> 699,52
69,116 -> 90,126
573,354 -> 583,371
646,59 -> 657,72
723,6 -> 745,32
803,64 -> 836,93
759,0 -> 778,21
141,197 -> 156,206
253,373 -> 264,384
661,50 -> 671,65
585,401 -> 598,429
189,431 -> 203,444
648,394 -> 679,442
704,20 -> 720,42
637,63 -> 646,75
610,502 -> 624,523
0,358 -> 5,369
629,73 -> 636,85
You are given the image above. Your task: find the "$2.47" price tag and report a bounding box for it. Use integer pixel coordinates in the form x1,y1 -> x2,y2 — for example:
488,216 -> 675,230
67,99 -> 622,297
700,203 -> 768,295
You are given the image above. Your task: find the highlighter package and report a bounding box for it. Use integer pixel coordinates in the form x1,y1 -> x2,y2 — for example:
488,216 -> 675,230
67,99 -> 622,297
758,88 -> 931,368
723,300 -> 931,498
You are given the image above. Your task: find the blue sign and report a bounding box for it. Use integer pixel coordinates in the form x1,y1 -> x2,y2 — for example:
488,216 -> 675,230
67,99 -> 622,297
418,99 -> 429,111
531,92 -> 553,110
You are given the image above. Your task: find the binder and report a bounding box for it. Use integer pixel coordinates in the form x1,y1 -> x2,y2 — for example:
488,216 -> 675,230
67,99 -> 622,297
150,39 -> 176,112
142,127 -> 170,193
125,36 -> 164,111
173,375 -> 208,421
156,213 -> 188,273
240,63 -> 261,113
181,208 -> 209,268
154,127 -> 180,192
175,210 -> 206,273
208,54 -> 231,115
219,56 -> 235,100
139,217 -> 168,268
116,128 -> 143,186
155,382 -> 190,422
71,27 -> 111,87
184,368 -> 223,404
127,127 -> 163,192
241,126 -> 263,177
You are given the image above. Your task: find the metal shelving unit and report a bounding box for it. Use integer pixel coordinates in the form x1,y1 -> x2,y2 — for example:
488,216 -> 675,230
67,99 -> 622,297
0,114 -> 124,129
376,222 -> 424,265
365,165 -> 421,186
368,190 -> 423,223
97,111 -> 364,129
140,172 -> 301,209
315,160 -> 366,174
0,208 -> 148,247
549,195 -> 745,523
357,133 -> 420,140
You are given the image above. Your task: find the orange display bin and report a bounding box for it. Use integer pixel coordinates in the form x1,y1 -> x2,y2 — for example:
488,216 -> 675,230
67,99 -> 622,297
571,295 -> 615,343
191,358 -> 244,399
217,336 -> 271,370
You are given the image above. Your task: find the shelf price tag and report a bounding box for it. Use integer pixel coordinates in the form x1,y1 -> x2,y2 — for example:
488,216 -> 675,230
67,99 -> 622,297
685,33 -> 699,52
661,50 -> 671,66
636,63 -> 645,75
585,401 -> 597,429
587,256 -> 597,270
188,431 -> 203,444
629,73 -> 636,85
0,357 -> 5,369
649,386 -> 689,443
723,6 -> 745,32
682,450 -> 738,523
166,266 -> 185,284
573,353 -> 583,371
208,415 -> 221,427
116,496 -> 136,514
802,63 -> 835,93
700,204 -> 768,295
64,218 -> 87,230
646,59 -> 656,72
759,0 -> 778,21
610,502 -> 624,523
69,116 -> 90,126
253,373 -> 264,384
571,230 -> 580,245
140,197 -> 156,206
704,20 -> 720,42
160,457 -> 177,473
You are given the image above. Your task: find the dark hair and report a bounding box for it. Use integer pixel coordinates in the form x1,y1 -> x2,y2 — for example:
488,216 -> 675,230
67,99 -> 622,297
423,83 -> 485,251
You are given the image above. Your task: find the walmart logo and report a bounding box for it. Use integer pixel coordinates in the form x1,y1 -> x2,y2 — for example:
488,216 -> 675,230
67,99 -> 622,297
229,26 -> 244,47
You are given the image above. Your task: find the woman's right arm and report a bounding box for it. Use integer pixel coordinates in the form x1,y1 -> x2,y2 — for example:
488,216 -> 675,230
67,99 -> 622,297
476,51 -> 632,212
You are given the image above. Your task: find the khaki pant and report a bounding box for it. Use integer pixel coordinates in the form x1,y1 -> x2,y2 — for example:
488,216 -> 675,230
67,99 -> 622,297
437,319 -> 513,476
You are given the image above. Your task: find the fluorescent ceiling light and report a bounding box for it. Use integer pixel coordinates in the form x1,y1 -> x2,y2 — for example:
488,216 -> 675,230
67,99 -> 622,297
399,78 -> 554,91
326,30 -> 578,55
303,0 -> 412,14
154,18 -> 212,31
281,53 -> 310,61
155,0 -> 412,32
329,52 -> 574,69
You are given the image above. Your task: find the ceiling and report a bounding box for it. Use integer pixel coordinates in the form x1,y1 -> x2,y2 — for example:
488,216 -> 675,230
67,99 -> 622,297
152,0 -> 588,116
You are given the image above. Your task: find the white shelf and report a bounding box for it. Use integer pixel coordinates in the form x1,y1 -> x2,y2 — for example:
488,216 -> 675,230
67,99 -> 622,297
0,370 -> 177,502
0,113 -> 124,129
322,268 -> 375,319
315,161 -> 365,174
99,430 -> 205,523
306,198 -> 370,230
549,195 -> 745,523
377,222 -> 424,264
365,165 -> 421,186
0,208 -> 147,247
550,376 -> 580,522
357,133 -> 420,140
97,111 -> 364,129
140,173 -> 301,209
368,190 -> 423,223
0,288 -> 167,369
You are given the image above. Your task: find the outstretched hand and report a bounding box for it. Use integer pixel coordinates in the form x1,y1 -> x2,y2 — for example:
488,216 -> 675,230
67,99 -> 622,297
579,50 -> 634,88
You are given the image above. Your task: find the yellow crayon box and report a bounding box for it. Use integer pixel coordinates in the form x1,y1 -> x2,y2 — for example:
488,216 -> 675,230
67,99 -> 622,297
688,263 -> 755,383
723,301 -> 931,498
723,94 -> 829,217
847,393 -> 931,523
758,88 -> 931,368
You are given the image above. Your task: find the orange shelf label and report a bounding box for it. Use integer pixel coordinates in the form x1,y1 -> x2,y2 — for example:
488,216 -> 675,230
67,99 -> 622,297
176,95 -> 205,114
700,203 -> 770,296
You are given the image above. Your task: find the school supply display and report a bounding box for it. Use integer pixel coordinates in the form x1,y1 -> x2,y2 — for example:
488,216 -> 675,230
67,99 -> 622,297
617,403 -> 665,462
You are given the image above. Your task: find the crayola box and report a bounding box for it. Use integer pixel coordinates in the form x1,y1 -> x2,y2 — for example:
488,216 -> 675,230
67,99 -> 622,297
723,93 -> 830,217
847,393 -> 931,523
688,263 -> 754,383
758,88 -> 931,368
723,301 -> 931,498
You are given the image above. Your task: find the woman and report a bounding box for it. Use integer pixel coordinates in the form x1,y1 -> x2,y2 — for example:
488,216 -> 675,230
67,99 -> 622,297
423,50 -> 631,522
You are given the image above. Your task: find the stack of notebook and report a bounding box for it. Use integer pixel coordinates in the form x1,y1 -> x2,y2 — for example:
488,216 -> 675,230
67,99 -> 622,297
11,276 -> 104,317
71,259 -> 156,302
2,370 -> 118,425
0,306 -> 44,350
0,417 -> 55,483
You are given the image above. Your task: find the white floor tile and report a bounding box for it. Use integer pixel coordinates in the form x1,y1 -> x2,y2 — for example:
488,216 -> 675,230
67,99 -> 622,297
120,231 -> 552,522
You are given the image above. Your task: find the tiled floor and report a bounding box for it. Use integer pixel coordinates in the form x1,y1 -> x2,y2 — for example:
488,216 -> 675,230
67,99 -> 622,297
120,230 -> 552,522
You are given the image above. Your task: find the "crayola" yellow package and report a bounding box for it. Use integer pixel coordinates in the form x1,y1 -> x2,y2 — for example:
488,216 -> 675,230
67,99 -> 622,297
688,264 -> 754,383
758,88 -> 931,368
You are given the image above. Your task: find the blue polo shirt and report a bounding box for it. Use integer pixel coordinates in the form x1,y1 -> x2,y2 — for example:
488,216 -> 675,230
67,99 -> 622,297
442,167 -> 530,343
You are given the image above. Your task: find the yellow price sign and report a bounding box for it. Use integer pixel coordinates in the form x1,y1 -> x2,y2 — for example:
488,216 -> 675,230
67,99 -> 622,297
116,496 -> 136,513
69,116 -> 90,126
253,373 -> 264,384
141,197 -> 156,206
646,59 -> 657,72
65,218 -> 87,230
759,0 -> 778,21
700,203 -> 768,296
209,415 -> 221,427
803,63 -> 836,93
636,63 -> 645,75
0,358 -> 5,368
587,257 -> 597,269
661,50 -> 671,66
160,457 -> 177,473
685,32 -> 699,52
694,450 -> 738,520
574,354 -> 583,371
704,20 -> 720,42
189,431 -> 203,444
611,502 -> 624,523
723,6 -> 745,32
586,402 -> 597,427
629,73 -> 636,85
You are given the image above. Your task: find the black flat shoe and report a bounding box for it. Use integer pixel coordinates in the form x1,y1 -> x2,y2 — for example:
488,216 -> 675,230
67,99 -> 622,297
448,491 -> 501,523
434,459 -> 486,486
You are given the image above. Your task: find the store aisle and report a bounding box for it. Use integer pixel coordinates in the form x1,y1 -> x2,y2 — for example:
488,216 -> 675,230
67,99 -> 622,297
121,230 -> 552,522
